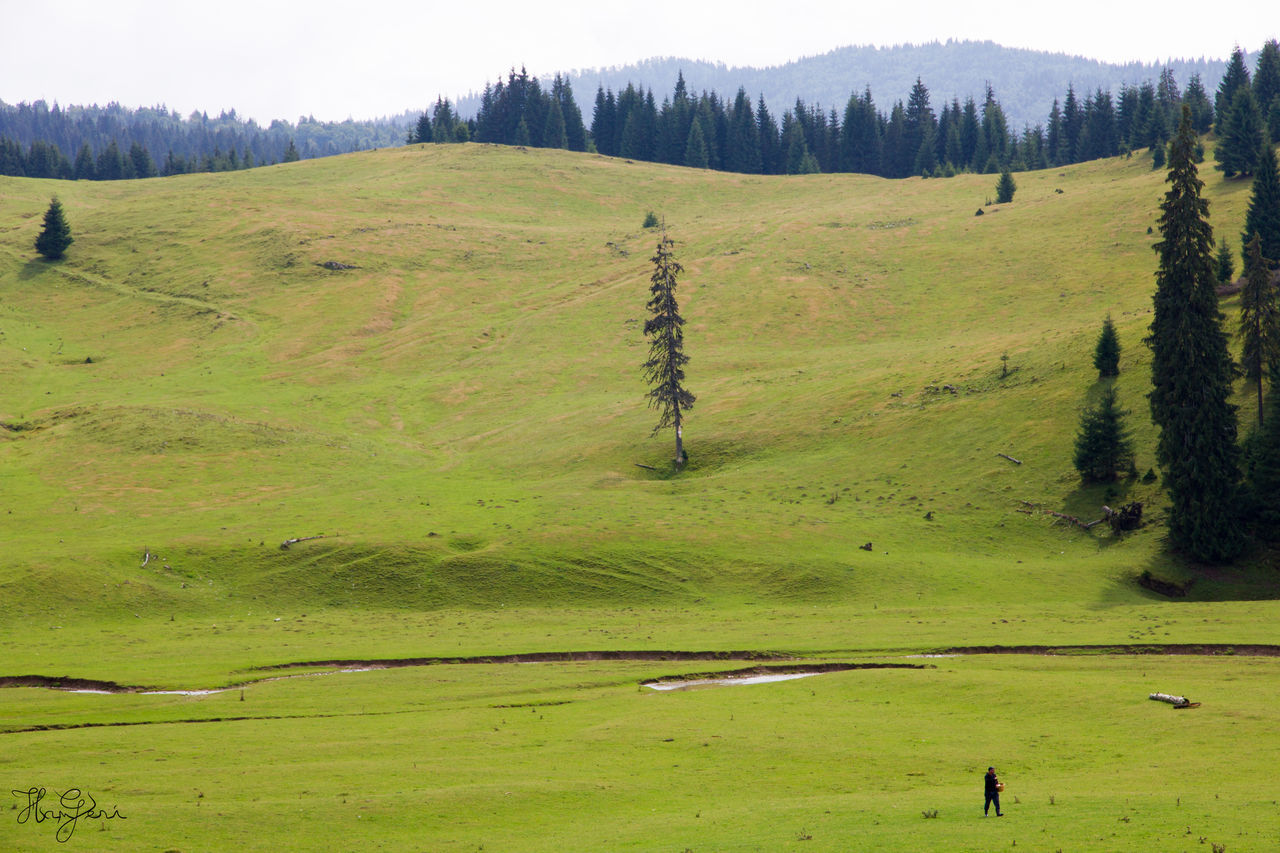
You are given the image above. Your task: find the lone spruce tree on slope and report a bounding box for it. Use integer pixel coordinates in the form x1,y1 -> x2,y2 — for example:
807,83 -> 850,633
1093,315 -> 1120,377
34,196 -> 73,260
1148,106 -> 1244,562
643,228 -> 695,466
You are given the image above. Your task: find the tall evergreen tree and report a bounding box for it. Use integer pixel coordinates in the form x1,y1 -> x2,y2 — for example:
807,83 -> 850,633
1242,143 -> 1280,268
1239,234 -> 1280,425
34,196 -> 73,260
551,74 -> 588,152
724,88 -> 761,174
96,139 -> 126,179
1148,106 -> 1244,562
1215,87 -> 1265,178
1183,74 -> 1215,135
1253,39 -> 1280,123
1073,385 -> 1134,482
1245,381 -> 1280,539
411,111 -> 433,144
432,98 -> 459,143
840,87 -> 881,175
903,77 -> 935,168
73,143 -> 95,180
783,117 -> 819,174
979,86 -> 1009,168
1094,315 -> 1121,377
129,141 -> 157,178
1046,98 -> 1063,165
959,96 -> 980,168
1061,85 -> 1083,164
542,98 -> 567,149
642,229 -> 695,465
757,94 -> 782,175
591,87 -> 617,156
683,119 -> 709,168
1215,47 -> 1252,135
282,139 -> 300,162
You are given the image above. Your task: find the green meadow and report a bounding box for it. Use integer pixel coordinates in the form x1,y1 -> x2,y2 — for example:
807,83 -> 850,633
2,143 -> 1279,850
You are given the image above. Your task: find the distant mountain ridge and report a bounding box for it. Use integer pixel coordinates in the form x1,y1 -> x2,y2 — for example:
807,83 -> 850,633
457,40 -> 1242,130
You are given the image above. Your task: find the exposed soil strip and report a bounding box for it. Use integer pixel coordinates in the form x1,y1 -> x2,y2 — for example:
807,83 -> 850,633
0,675 -> 152,693
3,707 -> 430,735
928,644 -> 1280,657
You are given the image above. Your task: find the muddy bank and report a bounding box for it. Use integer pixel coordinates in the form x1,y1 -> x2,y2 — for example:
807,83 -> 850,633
251,649 -> 797,672
0,675 -> 150,694
931,643 -> 1280,657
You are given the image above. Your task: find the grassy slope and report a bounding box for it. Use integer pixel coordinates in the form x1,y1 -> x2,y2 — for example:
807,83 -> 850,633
1,144 -> 1273,629
4,143 -> 1280,851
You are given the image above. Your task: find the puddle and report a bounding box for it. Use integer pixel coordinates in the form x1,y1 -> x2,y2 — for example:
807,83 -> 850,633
641,662 -> 927,692
645,672 -> 819,691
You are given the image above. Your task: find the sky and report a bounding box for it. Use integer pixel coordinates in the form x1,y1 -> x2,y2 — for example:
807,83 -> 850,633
1,0 -> 1275,124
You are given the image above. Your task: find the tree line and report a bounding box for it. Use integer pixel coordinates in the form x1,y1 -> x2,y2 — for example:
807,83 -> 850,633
5,42 -> 1277,184
409,43 -> 1280,182
0,100 -> 410,180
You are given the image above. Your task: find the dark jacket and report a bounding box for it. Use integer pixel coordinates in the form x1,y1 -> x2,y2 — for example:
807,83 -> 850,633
984,771 -> 999,794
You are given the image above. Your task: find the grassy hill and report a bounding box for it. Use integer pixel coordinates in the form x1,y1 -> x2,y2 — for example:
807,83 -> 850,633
2,142 -> 1272,623
3,143 -> 1280,851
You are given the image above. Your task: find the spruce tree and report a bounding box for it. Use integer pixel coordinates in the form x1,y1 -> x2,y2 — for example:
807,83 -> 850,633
1073,384 -> 1133,482
1240,235 -> 1280,425
1215,47 -> 1251,135
413,112 -> 433,144
684,120 -> 709,169
642,228 -> 695,465
1253,39 -> 1280,119
34,196 -> 73,260
1246,381 -> 1280,539
1215,241 -> 1235,284
513,119 -> 531,147
1148,106 -> 1244,562
1242,143 -> 1280,268
1094,315 -> 1121,377
283,139 -> 300,162
1184,74 -> 1215,135
542,99 -> 567,149
73,143 -> 95,180
1215,87 -> 1264,178
994,168 -> 1016,203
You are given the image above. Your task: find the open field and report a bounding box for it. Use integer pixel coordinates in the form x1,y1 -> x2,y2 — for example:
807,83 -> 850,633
3,142 -> 1280,849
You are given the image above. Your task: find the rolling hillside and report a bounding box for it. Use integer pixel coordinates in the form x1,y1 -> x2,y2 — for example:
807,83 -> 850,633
0,142 -> 1273,630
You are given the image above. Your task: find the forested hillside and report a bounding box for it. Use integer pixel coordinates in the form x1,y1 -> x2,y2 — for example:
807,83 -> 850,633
0,100 -> 412,178
461,41 -> 1240,130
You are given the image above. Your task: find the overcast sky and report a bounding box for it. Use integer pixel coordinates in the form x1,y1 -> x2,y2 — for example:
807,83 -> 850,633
1,1 -> 1275,124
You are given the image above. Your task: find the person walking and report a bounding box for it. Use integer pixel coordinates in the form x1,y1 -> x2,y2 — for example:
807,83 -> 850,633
984,766 -> 1003,816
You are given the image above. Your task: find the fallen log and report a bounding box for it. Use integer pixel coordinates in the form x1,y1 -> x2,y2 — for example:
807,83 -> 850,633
280,535 -> 327,550
997,453 -> 1022,465
1149,692 -> 1200,708
1045,510 -> 1105,530
634,463 -> 658,470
